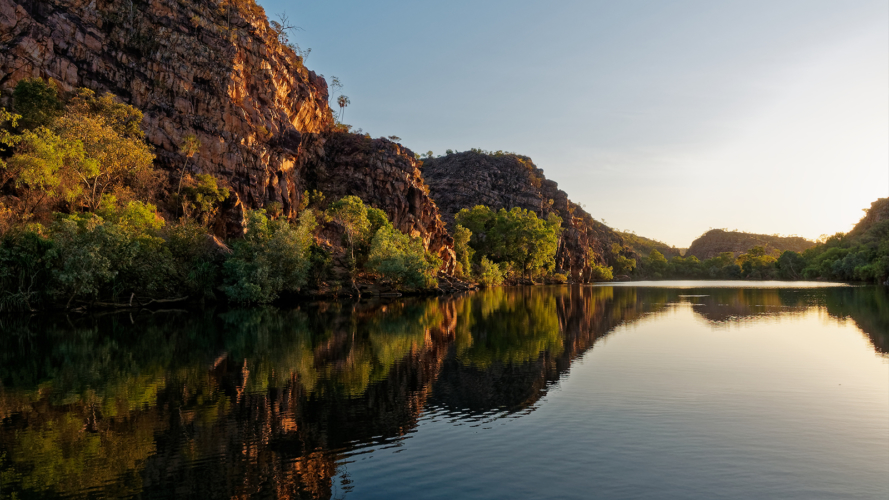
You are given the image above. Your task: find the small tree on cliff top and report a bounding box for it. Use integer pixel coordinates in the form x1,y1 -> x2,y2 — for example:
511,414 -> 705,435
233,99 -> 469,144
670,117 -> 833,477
337,95 -> 350,122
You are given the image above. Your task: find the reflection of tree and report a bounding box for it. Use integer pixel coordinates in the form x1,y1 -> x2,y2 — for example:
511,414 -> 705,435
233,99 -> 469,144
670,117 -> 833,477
0,300 -> 456,499
820,287 -> 888,354
431,286 -> 654,414
674,286 -> 889,355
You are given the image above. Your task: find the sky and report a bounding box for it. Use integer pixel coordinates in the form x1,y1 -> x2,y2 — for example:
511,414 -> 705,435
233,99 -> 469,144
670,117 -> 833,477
258,0 -> 888,247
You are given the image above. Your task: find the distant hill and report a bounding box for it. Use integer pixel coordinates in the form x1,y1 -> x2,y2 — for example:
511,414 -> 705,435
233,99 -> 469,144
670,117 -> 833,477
616,232 -> 681,259
848,198 -> 889,237
686,229 -> 815,260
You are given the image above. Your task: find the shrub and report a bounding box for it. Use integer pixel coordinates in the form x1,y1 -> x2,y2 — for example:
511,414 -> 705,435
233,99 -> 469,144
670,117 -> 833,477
589,263 -> 613,282
12,78 -> 63,130
0,229 -> 55,311
163,222 -> 222,299
223,209 -> 316,304
551,273 -> 568,283
48,199 -> 174,305
179,174 -> 229,225
476,256 -> 504,286
453,224 -> 474,278
366,225 -> 440,290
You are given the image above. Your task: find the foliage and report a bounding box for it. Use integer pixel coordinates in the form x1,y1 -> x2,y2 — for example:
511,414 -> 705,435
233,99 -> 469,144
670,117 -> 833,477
589,263 -> 613,281
12,78 -> 63,130
2,87 -> 155,217
455,205 -> 561,279
3,126 -> 86,214
0,229 -> 54,311
179,174 -> 229,225
366,225 -> 441,289
222,209 -> 316,304
326,195 -> 370,264
453,224 -> 474,278
475,256 -> 504,286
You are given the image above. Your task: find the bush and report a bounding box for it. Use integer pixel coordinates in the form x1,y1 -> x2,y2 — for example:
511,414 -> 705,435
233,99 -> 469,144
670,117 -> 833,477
48,199 -> 174,305
366,225 -> 441,290
12,78 -> 63,130
476,256 -> 504,286
589,263 -> 613,281
162,222 -> 222,299
0,229 -> 55,311
223,209 -> 316,304
453,224 -> 474,278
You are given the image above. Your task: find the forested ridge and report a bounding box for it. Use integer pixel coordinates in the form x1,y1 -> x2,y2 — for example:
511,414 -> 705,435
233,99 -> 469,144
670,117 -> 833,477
628,199 -> 889,284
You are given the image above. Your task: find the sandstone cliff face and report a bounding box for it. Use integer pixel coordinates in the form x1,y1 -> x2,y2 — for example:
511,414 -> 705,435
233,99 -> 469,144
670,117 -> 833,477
1,0 -> 330,227
686,229 -> 815,260
307,133 -> 455,271
422,151 -> 627,281
0,0 -> 456,264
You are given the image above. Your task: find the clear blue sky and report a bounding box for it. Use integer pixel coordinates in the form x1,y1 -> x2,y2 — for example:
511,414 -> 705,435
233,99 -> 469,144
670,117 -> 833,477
258,0 -> 888,247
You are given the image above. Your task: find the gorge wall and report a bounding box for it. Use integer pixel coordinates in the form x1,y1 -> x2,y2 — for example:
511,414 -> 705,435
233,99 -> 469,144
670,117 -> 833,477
421,151 -> 628,281
0,0 -> 454,267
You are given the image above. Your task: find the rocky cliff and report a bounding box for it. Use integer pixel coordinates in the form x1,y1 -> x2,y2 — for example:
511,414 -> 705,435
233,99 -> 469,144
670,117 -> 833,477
0,0 -> 454,266
686,229 -> 815,260
421,151 -> 627,281
1,0 -> 330,224
306,133 -> 455,271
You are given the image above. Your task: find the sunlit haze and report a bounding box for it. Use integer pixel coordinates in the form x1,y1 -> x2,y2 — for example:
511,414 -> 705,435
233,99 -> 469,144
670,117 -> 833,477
257,0 -> 888,247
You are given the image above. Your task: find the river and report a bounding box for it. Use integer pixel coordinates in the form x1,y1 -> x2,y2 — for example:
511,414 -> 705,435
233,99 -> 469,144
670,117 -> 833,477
1,283 -> 887,499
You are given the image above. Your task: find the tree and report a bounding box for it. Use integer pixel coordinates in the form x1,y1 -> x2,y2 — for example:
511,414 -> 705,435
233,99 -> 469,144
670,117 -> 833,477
222,209 -> 316,304
179,174 -> 229,225
12,78 -> 63,130
337,95 -> 350,122
776,250 -> 806,280
326,195 -> 370,264
453,224 -> 474,278
177,134 -> 201,197
2,127 -> 85,215
366,225 -> 440,289
455,205 -> 562,280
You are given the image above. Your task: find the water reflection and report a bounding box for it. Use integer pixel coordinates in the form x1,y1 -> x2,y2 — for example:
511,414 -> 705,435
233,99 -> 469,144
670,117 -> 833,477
0,285 -> 885,498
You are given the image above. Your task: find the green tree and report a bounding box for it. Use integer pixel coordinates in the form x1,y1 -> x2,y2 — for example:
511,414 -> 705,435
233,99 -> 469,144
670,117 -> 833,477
179,174 -> 229,225
223,209 -> 316,304
453,224 -> 474,278
366,225 -> 441,289
455,205 -> 561,280
644,249 -> 669,279
476,256 -> 504,286
776,250 -> 806,280
12,78 -> 63,130
326,195 -> 370,264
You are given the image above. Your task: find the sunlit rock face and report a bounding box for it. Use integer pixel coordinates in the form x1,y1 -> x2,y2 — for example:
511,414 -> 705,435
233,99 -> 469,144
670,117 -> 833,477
422,151 -> 628,281
306,132 -> 456,272
0,0 -> 331,228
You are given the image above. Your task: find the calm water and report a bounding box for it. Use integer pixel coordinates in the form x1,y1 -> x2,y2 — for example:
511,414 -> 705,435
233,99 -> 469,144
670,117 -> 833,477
1,283 -> 887,499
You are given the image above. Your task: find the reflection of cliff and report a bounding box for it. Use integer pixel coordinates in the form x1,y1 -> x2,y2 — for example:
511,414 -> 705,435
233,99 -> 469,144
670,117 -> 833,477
0,303 -> 455,499
429,286 -> 657,414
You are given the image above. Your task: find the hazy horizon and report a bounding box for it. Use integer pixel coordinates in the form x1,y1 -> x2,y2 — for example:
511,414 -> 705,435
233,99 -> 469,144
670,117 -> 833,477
258,0 -> 889,247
